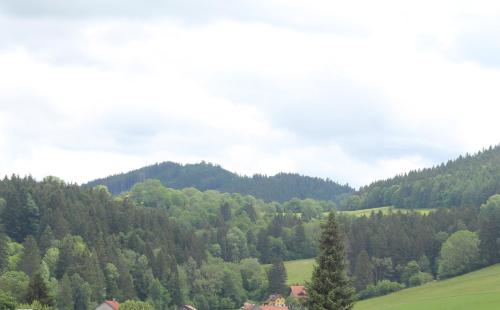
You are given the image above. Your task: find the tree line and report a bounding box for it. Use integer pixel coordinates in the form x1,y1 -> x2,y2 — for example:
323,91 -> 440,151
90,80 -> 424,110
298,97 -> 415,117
2,175 -> 500,309
85,161 -> 353,202
343,145 -> 500,211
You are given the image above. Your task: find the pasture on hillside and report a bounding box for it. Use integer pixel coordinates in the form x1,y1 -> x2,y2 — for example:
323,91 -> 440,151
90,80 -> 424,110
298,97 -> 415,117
282,258 -> 315,285
337,206 -> 434,217
354,264 -> 500,310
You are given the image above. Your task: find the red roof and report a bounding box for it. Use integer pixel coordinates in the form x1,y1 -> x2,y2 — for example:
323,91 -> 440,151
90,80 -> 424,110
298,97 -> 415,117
105,300 -> 119,310
290,285 -> 307,298
243,303 -> 256,310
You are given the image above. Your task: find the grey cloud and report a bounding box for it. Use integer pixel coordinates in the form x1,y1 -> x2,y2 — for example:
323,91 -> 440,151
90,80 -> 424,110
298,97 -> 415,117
210,74 -> 456,164
0,0 -> 366,36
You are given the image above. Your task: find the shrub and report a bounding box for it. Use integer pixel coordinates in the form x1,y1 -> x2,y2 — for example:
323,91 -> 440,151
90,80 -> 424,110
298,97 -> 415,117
408,272 -> 433,287
357,280 -> 405,300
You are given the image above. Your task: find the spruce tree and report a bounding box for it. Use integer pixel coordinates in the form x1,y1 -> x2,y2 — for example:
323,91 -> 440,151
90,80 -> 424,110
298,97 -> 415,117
0,229 -> 8,271
306,213 -> 354,310
19,235 -> 41,277
354,250 -> 373,291
267,259 -> 288,295
25,271 -> 53,306
57,274 -> 73,310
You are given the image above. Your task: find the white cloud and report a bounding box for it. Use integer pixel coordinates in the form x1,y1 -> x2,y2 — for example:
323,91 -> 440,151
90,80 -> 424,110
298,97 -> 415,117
1,1 -> 500,188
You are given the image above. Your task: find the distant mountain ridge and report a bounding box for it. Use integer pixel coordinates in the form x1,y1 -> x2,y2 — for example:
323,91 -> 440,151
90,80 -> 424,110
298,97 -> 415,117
350,144 -> 500,210
85,161 -> 353,202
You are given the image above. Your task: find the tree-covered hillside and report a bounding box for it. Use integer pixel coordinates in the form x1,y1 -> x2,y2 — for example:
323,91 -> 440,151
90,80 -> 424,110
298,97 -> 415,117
344,145 -> 500,210
85,161 -> 353,202
2,175 -> 500,309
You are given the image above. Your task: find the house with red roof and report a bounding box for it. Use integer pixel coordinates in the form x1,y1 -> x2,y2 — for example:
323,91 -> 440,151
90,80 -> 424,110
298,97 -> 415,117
289,285 -> 307,299
94,300 -> 119,310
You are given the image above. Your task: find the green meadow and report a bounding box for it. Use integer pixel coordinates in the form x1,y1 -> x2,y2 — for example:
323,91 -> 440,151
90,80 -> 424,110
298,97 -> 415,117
284,258 -> 315,285
355,264 -> 500,310
282,259 -> 500,310
338,206 -> 434,217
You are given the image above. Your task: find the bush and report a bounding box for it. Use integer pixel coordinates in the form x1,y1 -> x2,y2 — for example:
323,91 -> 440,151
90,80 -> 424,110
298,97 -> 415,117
121,300 -> 155,310
0,291 -> 16,310
357,280 -> 405,300
438,230 -> 480,278
408,272 -> 433,287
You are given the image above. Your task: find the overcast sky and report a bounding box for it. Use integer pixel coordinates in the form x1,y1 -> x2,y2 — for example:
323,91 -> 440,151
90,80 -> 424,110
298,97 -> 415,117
1,0 -> 500,188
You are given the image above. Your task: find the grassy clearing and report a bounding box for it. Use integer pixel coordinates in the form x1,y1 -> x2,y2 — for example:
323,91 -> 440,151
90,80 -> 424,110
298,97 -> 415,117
337,206 -> 434,217
282,258 -> 315,285
355,264 -> 500,310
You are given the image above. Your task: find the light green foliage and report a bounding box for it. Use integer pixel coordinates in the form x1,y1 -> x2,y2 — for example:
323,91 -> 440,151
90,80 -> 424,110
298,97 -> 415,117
17,300 -> 56,310
479,194 -> 500,264
226,227 -> 249,262
0,270 -> 29,302
148,279 -> 171,310
438,230 -> 480,278
355,264 -> 500,310
120,300 -> 155,310
338,206 -> 434,217
401,261 -> 420,286
357,280 -> 405,300
7,241 -> 24,271
0,291 -> 16,310
408,272 -> 433,287
42,247 -> 59,275
239,258 -> 268,300
129,180 -> 176,209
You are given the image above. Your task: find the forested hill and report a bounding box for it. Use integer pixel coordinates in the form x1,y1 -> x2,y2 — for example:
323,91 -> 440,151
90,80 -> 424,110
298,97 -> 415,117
85,161 -> 353,201
347,145 -> 500,210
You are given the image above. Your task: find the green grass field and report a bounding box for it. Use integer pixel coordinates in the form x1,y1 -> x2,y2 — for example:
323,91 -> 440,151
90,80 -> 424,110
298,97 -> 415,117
283,258 -> 315,285
355,264 -> 500,310
282,260 -> 500,310
338,206 -> 434,217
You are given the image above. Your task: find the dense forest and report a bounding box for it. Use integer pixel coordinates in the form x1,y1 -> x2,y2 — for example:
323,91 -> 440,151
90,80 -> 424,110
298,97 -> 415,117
343,145 -> 500,210
85,161 -> 353,202
2,173 -> 500,309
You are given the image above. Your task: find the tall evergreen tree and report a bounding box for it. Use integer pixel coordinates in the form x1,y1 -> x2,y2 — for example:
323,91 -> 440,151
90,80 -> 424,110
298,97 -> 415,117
0,228 -> 8,272
19,235 -> 41,277
71,273 -> 92,310
25,272 -> 53,306
267,260 -> 288,295
306,213 -> 354,310
39,226 -> 55,255
57,274 -> 73,310
354,250 -> 373,291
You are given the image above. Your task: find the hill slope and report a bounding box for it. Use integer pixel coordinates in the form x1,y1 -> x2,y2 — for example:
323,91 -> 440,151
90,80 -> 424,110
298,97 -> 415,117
85,161 -> 353,202
355,264 -> 500,310
350,145 -> 500,210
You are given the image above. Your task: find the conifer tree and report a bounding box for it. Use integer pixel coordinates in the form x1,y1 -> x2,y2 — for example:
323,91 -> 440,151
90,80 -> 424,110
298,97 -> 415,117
57,274 -> 73,310
19,235 -> 41,277
267,259 -> 288,295
306,213 -> 354,310
354,250 -> 373,291
25,271 -> 53,306
39,226 -> 55,255
0,229 -> 8,271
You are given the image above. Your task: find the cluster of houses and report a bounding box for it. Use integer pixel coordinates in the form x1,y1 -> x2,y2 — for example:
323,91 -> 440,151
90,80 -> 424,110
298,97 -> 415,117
93,285 -> 307,310
242,285 -> 307,310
